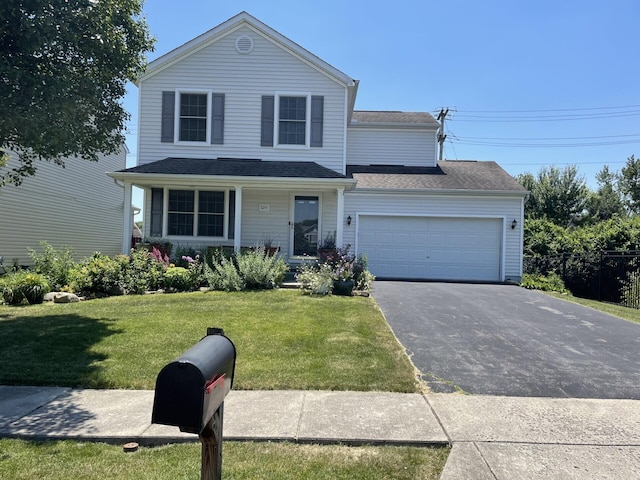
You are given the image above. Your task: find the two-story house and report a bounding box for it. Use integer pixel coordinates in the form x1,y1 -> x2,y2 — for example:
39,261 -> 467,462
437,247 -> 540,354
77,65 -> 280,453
109,11 -> 527,282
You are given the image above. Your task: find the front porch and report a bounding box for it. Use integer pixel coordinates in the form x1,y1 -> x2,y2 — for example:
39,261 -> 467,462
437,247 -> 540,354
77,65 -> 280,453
109,158 -> 356,262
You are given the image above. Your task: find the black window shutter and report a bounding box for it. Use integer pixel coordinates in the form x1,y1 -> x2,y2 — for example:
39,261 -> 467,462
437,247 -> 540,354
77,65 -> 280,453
261,95 -> 274,146
212,93 -> 225,144
150,188 -> 164,236
310,96 -> 324,147
161,91 -> 175,143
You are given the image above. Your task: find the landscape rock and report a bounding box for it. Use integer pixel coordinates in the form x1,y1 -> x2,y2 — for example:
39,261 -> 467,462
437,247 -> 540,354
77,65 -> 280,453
53,293 -> 80,303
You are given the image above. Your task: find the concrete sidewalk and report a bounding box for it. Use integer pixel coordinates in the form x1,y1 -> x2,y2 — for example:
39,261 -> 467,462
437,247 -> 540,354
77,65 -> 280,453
1,386 -> 640,479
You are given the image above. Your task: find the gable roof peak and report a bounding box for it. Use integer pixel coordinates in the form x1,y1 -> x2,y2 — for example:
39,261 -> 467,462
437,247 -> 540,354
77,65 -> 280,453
140,11 -> 356,88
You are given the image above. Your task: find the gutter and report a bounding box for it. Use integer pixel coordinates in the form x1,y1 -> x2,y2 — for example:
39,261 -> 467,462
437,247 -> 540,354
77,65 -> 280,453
107,171 -> 357,191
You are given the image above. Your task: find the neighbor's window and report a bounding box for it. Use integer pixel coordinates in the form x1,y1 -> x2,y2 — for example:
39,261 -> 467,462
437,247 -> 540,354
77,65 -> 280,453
179,93 -> 208,142
278,96 -> 307,145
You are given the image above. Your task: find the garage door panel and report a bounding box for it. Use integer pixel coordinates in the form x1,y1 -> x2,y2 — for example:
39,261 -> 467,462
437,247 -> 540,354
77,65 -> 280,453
359,216 -> 501,282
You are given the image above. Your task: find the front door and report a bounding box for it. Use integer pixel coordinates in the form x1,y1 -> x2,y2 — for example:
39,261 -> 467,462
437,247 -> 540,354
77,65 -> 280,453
291,196 -> 319,257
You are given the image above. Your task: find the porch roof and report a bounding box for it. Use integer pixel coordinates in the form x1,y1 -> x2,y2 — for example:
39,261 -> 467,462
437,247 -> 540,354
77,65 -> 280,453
119,157 -> 348,178
110,157 -> 357,189
347,161 -> 528,195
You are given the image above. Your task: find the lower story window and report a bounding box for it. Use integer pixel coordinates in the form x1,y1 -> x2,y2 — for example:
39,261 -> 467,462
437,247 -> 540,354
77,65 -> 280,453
166,189 -> 225,237
168,190 -> 194,236
198,191 -> 224,237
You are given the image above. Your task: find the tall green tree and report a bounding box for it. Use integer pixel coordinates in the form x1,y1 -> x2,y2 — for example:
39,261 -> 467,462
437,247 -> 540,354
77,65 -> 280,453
517,165 -> 589,227
586,165 -> 626,222
0,0 -> 155,186
618,154 -> 640,214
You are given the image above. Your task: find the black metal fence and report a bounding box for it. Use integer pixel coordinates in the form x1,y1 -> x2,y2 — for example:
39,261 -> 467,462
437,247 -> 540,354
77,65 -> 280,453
524,251 -> 640,308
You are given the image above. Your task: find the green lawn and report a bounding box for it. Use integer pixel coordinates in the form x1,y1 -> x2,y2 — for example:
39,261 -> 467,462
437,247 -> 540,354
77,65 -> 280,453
0,439 -> 449,480
0,290 -> 419,392
547,292 -> 640,325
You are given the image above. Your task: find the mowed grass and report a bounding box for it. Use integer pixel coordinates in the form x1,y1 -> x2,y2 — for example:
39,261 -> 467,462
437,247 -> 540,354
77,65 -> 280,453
0,290 -> 419,392
0,439 -> 449,480
546,292 -> 640,325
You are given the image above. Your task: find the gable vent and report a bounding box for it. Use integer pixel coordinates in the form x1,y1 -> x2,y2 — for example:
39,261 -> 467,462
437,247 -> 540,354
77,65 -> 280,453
235,35 -> 254,54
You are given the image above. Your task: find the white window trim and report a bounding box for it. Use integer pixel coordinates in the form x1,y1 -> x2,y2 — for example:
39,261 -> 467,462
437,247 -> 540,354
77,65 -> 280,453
164,187 -> 229,240
274,92 -> 311,149
174,89 -> 213,145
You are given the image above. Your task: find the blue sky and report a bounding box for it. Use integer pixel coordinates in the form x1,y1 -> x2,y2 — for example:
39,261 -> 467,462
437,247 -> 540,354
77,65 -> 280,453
124,0 -> 640,213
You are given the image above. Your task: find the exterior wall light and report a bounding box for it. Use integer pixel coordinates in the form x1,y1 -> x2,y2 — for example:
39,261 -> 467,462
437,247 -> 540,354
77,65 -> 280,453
511,219 -> 518,230
347,215 -> 352,226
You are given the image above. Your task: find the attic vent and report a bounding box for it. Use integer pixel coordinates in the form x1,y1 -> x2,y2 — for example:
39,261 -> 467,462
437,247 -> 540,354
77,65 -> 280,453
235,35 -> 254,54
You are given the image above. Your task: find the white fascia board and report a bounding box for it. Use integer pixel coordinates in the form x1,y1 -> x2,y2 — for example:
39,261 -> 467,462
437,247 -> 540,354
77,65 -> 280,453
107,171 -> 357,191
347,188 -> 529,197
139,12 -> 356,89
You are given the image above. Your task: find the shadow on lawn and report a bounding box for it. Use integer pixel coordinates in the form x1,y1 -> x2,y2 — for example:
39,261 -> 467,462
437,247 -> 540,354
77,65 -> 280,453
0,313 -> 123,388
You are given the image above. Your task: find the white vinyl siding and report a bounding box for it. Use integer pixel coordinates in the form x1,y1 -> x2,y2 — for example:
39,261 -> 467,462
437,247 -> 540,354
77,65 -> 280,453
343,192 -> 523,282
347,127 -> 438,167
138,25 -> 346,172
0,148 -> 126,266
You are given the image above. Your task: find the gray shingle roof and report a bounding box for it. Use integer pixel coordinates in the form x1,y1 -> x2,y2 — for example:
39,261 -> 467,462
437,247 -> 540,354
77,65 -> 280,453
348,161 -> 528,193
351,111 -> 440,127
118,157 -> 347,179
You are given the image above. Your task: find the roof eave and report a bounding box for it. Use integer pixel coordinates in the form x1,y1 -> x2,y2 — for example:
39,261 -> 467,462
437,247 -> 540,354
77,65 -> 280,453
348,122 -> 440,130
348,187 -> 529,197
107,171 -> 357,190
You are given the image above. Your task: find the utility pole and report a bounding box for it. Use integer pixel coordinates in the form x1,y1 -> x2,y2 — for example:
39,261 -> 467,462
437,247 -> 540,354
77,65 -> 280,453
437,108 -> 449,162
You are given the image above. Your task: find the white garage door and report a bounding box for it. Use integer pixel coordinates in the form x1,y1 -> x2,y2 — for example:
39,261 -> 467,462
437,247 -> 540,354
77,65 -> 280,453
358,216 -> 502,281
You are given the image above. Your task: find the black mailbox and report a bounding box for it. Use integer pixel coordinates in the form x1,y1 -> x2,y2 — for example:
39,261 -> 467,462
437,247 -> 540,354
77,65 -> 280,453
152,328 -> 236,434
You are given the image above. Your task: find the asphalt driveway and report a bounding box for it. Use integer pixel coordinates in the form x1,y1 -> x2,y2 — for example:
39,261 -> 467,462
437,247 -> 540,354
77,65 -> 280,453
373,281 -> 640,399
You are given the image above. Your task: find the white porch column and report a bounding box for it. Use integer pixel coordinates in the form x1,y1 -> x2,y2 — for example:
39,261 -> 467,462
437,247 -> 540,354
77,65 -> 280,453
122,181 -> 133,254
336,187 -> 345,248
234,186 -> 243,252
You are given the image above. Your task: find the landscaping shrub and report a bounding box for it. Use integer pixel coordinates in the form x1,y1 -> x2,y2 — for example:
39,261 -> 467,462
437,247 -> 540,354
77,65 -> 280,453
297,246 -> 375,296
204,248 -> 286,291
296,262 -> 335,295
236,247 -> 287,289
123,248 -> 166,294
204,257 -> 244,291
28,242 -> 76,290
163,266 -> 197,292
520,272 -> 567,293
0,270 -> 50,305
70,253 -> 127,297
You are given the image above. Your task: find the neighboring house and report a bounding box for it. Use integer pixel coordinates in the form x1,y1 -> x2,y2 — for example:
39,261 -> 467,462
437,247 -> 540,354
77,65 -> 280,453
109,11 -> 528,282
1,147 -> 127,266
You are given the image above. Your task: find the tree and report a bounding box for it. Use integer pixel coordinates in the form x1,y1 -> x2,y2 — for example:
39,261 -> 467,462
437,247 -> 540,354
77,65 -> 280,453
0,0 -> 154,186
585,165 -> 626,222
618,155 -> 640,214
517,165 -> 590,227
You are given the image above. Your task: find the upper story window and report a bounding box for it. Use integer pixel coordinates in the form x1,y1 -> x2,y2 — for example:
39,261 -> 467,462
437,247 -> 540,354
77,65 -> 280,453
161,90 -> 225,145
179,93 -> 208,142
278,96 -> 307,145
261,94 -> 323,148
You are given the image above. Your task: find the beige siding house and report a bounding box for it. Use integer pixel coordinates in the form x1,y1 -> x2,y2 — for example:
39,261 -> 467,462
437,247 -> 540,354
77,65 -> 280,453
110,12 -> 528,282
1,147 -> 127,266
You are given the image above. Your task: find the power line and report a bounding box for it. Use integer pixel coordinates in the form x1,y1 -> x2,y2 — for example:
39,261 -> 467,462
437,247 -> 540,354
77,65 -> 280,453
459,133 -> 640,141
450,112 -> 640,122
449,104 -> 640,113
450,139 -> 640,147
